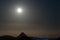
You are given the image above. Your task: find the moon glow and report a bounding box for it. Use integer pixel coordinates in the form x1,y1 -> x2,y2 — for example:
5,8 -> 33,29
17,8 -> 22,13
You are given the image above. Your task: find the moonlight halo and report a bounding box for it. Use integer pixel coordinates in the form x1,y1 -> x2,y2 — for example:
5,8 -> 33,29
17,8 -> 22,13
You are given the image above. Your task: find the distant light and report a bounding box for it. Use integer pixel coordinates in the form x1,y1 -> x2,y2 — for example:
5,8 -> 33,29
17,8 -> 22,13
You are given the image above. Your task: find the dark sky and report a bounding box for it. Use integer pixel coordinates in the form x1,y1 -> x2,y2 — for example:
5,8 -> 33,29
0,0 -> 60,37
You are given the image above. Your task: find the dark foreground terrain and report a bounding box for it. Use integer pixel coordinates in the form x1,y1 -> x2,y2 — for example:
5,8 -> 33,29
0,32 -> 60,40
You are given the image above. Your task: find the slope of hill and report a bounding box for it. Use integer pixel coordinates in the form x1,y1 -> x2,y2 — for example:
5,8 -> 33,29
0,32 -> 60,40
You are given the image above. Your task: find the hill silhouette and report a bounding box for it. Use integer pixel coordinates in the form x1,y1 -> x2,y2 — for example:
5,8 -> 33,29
0,32 -> 31,40
17,32 -> 27,38
0,35 -> 15,40
17,32 -> 31,40
0,32 -> 60,40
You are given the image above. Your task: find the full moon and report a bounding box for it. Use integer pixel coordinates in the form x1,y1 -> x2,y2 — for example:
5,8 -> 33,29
17,8 -> 22,13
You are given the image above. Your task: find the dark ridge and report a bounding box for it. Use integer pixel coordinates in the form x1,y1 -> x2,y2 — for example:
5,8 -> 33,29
0,32 -> 60,40
0,35 -> 15,40
17,32 -> 31,40
17,32 -> 27,38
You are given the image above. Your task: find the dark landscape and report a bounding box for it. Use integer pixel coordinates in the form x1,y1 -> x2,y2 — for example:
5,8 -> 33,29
0,32 -> 60,40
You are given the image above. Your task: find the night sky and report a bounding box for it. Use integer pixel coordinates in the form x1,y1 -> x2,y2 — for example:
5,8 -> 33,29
0,0 -> 60,37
